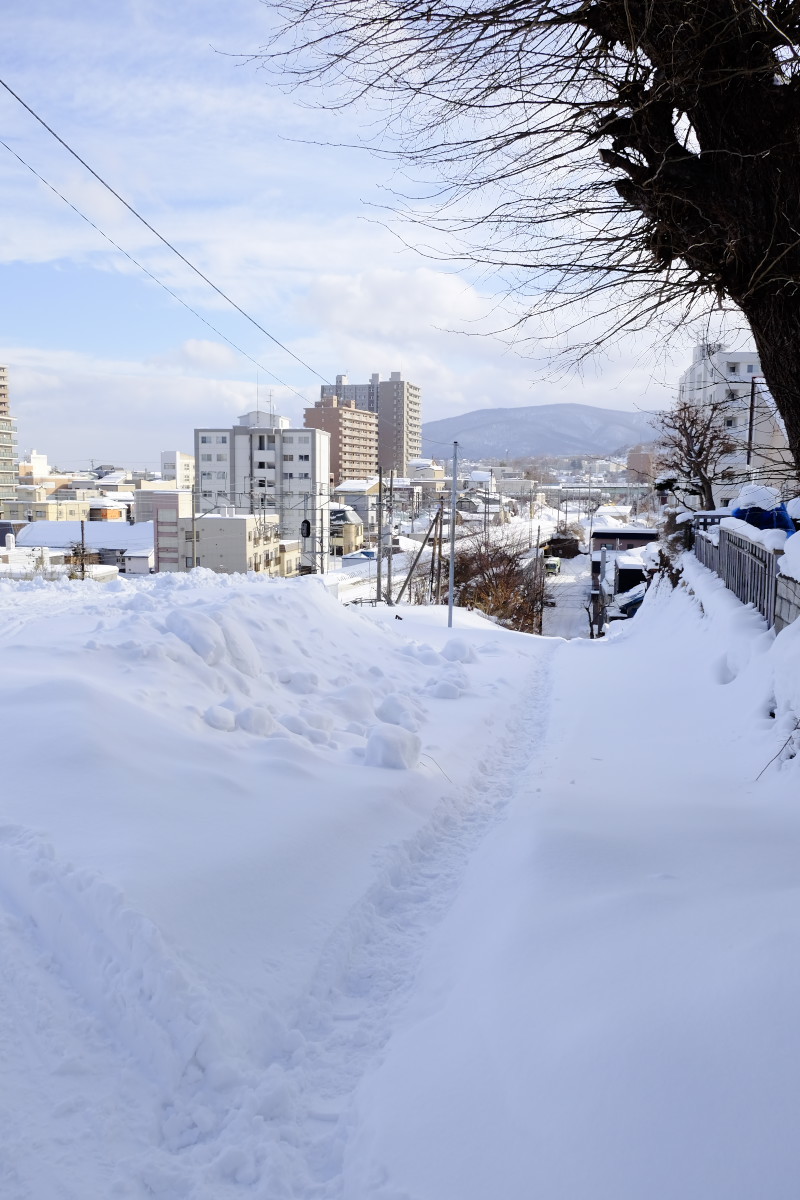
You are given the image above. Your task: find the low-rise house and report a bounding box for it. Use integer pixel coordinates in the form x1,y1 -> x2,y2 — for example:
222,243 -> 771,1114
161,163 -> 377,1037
15,520 -> 154,574
330,506 -> 364,555
333,477 -> 380,531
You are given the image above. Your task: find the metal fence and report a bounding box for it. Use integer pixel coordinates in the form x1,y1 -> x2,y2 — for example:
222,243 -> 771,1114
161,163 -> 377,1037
695,527 -> 781,625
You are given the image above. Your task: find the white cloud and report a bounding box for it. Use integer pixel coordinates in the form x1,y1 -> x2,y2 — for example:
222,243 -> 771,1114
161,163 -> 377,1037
0,0 -> 758,465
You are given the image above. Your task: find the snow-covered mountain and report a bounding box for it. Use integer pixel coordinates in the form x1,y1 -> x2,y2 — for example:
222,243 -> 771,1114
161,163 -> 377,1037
421,402 -> 659,459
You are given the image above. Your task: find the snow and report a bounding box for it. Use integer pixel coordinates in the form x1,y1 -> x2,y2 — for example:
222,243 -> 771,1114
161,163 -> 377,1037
721,515 -> 788,552
1,556 -> 800,1196
16,519 -> 154,552
779,530 -> 800,581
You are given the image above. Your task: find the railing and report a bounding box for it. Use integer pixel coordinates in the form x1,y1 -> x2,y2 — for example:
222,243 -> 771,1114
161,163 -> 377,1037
695,526 -> 781,625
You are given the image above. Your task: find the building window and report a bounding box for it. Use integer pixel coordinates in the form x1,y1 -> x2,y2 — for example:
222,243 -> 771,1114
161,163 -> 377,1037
216,435 -> 227,444
257,460 -> 266,469
258,435 -> 265,450
747,364 -> 755,373
283,472 -> 293,480
283,436 -> 294,444
727,362 -> 739,374
216,454 -> 227,462
267,436 -> 275,447
202,490 -> 213,499
298,436 -> 309,444
725,417 -> 736,428
200,435 -> 211,443
257,479 -> 266,488
216,472 -> 226,480
201,454 -> 212,462
299,454 -> 309,462
185,557 -> 194,568
283,454 -> 293,461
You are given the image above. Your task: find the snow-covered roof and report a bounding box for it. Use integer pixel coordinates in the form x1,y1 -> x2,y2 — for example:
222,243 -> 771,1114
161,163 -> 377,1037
16,521 -> 154,552
330,506 -> 363,526
616,552 -> 647,569
591,525 -> 657,536
334,477 -> 379,493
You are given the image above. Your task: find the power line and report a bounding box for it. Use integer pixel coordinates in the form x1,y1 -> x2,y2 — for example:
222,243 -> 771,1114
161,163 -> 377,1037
0,137 -> 314,406
0,75 -> 330,385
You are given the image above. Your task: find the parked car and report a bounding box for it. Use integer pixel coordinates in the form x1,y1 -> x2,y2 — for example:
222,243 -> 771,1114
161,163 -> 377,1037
544,556 -> 561,575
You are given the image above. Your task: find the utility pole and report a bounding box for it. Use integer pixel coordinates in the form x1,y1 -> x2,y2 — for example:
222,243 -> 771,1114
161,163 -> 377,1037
80,518 -> 86,581
435,501 -> 444,603
376,466 -> 383,603
447,441 -> 458,628
746,375 -> 757,468
386,470 -> 394,605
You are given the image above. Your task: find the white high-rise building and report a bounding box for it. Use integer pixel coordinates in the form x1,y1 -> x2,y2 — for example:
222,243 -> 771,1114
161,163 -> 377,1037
320,372 -> 422,476
677,343 -> 791,506
0,367 -> 17,518
160,450 -> 195,491
194,411 -> 330,573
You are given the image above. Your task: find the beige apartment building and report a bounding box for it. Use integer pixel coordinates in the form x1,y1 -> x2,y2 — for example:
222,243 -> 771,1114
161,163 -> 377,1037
319,372 -> 422,476
304,396 -> 378,484
5,494 -> 95,523
151,492 -> 299,576
627,444 -> 655,484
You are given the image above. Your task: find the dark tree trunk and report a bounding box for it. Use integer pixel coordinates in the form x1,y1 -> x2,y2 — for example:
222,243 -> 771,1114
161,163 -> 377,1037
741,297 -> 800,480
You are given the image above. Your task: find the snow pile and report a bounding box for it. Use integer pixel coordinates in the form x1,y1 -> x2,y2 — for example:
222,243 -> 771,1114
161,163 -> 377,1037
0,569 -> 544,1196
780,529 -> 800,581
720,515 -> 788,552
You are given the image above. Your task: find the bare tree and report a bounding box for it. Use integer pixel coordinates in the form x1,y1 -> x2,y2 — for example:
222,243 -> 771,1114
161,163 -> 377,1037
654,399 -> 738,510
448,533 -> 549,631
263,1 -> 800,473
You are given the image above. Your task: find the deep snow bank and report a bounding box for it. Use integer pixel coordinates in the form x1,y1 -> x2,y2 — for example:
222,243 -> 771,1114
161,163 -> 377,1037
0,569 -> 545,1197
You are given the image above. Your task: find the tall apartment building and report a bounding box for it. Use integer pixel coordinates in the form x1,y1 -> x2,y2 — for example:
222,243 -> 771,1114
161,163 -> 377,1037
160,450 -> 195,491
304,396 -> 378,484
0,367 -> 17,517
194,410 -> 330,573
677,343 -> 792,505
320,372 -> 422,476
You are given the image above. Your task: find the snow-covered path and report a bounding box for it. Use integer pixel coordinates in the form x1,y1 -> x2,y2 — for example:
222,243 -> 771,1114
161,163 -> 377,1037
542,552 -> 591,639
336,572 -> 800,1199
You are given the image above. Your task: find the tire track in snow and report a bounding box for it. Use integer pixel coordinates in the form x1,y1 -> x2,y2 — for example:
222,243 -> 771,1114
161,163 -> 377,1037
264,639 -> 559,1198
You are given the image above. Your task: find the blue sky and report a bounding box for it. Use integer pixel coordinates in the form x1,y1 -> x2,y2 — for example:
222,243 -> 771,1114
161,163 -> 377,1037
0,0 -> 748,465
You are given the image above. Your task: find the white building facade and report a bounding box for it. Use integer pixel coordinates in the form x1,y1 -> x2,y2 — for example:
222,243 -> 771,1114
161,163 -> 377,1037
678,343 -> 791,505
160,450 -> 195,491
194,411 -> 330,573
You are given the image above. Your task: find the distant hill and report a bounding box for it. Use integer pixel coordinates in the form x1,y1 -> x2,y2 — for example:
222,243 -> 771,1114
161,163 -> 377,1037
421,403 -> 659,460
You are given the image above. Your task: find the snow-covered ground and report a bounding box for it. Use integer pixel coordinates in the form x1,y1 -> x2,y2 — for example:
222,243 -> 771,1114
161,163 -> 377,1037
1,557 -> 799,1197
